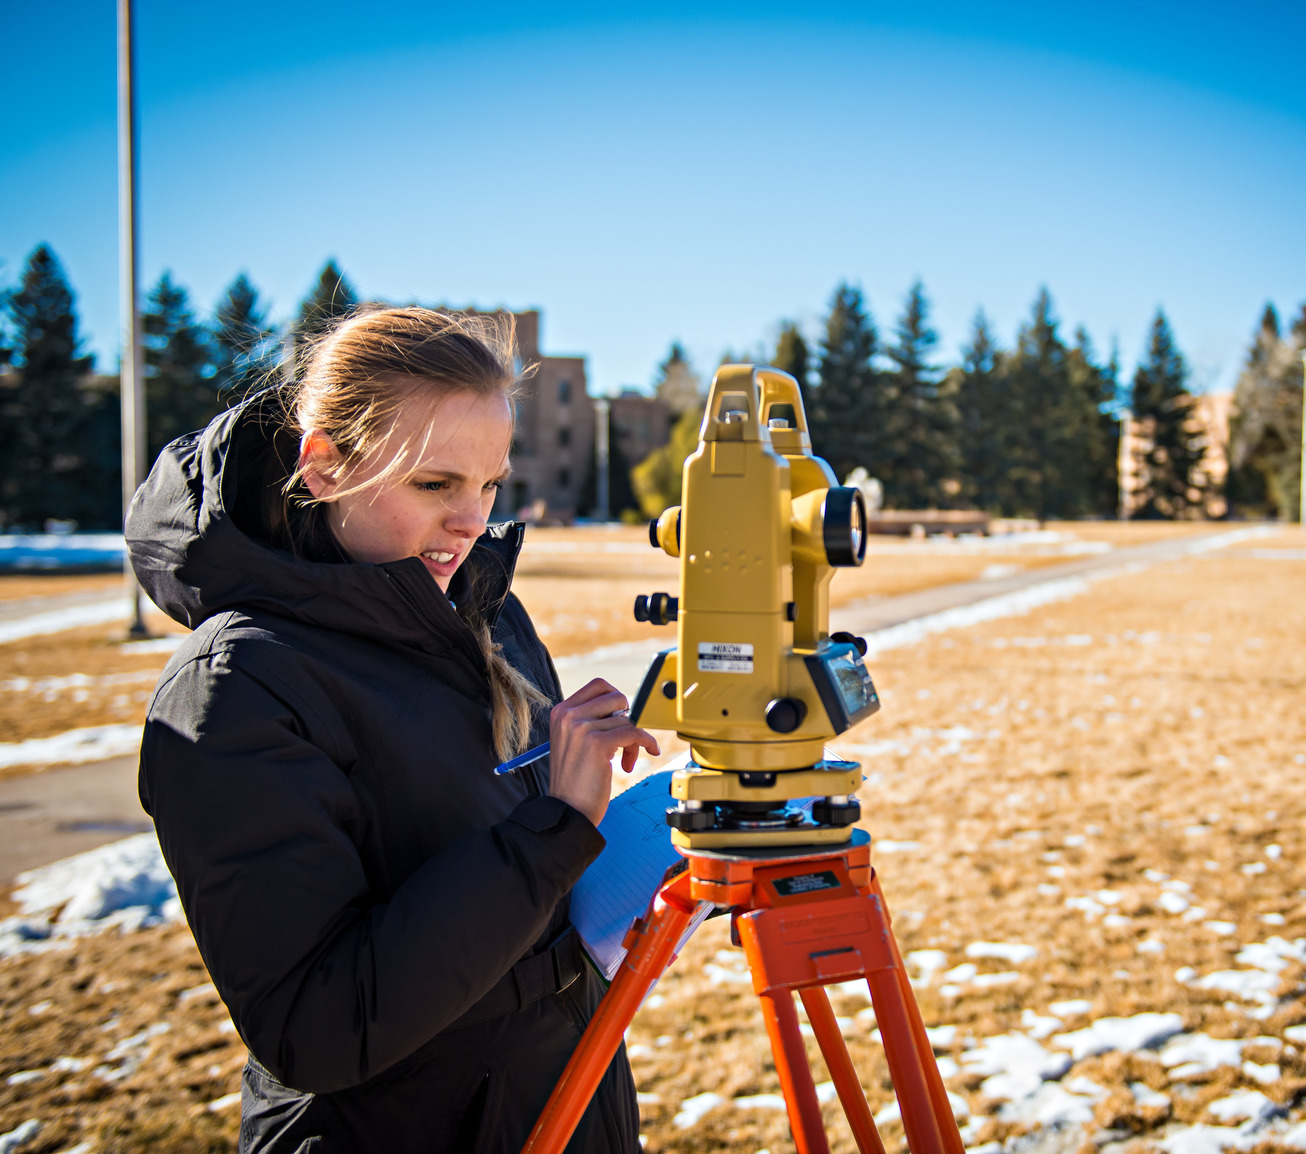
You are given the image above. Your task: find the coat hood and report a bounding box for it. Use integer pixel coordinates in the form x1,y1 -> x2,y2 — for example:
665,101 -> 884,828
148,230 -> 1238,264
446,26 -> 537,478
125,390 -> 524,662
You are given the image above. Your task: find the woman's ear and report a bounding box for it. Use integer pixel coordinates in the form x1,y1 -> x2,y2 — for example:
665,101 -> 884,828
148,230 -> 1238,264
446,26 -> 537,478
299,430 -> 345,501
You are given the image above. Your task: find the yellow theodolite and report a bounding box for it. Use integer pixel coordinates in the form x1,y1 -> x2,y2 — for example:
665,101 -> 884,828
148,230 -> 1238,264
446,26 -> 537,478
630,363 -> 880,849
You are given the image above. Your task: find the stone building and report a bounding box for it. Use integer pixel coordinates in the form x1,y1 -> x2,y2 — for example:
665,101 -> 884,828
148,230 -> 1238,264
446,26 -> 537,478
1118,392 -> 1231,519
480,310 -> 592,521
609,388 -> 672,473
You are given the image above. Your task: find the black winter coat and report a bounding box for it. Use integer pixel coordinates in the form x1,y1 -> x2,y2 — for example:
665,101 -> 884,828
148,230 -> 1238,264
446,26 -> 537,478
127,397 -> 638,1153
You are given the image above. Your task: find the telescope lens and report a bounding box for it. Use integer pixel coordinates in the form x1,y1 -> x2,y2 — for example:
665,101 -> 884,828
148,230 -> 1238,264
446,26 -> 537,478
822,487 -> 869,567
849,494 -> 865,558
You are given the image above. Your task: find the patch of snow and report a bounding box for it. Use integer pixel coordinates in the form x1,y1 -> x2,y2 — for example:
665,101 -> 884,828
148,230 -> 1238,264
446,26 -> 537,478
960,1034 -> 1072,1101
1206,1091 -> 1277,1125
1241,1060 -> 1280,1084
907,950 -> 949,985
926,1024 -> 959,1048
875,839 -> 921,852
0,834 -> 180,958
0,1120 -> 41,1154
733,1093 -> 786,1110
1130,1082 -> 1171,1110
1021,1010 -> 1063,1040
972,972 -> 1021,988
1236,938 -> 1306,973
1283,1025 -> 1306,1044
205,1092 -> 242,1112
0,723 -> 144,771
1159,1123 -> 1255,1154
1160,1034 -> 1246,1075
1051,1012 -> 1184,1060
1048,999 -> 1092,1018
1159,891 -> 1192,915
0,600 -> 128,644
673,1092 -> 726,1128
999,1081 -> 1102,1126
966,942 -> 1038,964
1189,969 -> 1280,1007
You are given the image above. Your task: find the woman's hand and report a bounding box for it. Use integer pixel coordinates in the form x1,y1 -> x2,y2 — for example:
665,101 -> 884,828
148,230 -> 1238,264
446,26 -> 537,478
548,679 -> 660,827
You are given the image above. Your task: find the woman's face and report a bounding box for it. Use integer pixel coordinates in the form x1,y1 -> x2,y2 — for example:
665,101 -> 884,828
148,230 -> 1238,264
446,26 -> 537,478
303,388 -> 514,592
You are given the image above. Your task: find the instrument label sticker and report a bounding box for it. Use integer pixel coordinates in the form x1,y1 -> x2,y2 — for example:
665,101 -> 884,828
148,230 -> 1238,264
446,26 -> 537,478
697,642 -> 754,673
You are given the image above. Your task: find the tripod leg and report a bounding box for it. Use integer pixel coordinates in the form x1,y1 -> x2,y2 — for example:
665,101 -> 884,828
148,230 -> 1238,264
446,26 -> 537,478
758,990 -> 832,1154
866,968 -> 947,1154
521,881 -> 697,1154
798,986 -> 887,1154
870,876 -> 966,1154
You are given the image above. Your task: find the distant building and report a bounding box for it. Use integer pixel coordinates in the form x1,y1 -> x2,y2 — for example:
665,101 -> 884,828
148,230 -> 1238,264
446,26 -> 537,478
609,388 -> 672,471
469,309 -> 592,522
1118,392 -> 1231,519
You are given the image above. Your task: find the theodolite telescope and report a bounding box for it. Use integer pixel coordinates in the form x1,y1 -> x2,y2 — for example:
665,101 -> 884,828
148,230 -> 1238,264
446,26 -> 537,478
630,364 -> 880,849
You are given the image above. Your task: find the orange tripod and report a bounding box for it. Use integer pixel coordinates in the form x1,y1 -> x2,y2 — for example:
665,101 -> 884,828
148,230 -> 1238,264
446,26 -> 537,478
522,830 -> 965,1154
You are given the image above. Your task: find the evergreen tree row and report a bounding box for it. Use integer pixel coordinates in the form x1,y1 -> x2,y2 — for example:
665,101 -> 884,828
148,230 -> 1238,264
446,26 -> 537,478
0,246 -> 358,529
765,282 -> 1225,520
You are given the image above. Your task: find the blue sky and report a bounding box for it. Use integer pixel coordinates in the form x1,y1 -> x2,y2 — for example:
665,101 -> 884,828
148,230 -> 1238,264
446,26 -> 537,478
2,1 -> 1304,396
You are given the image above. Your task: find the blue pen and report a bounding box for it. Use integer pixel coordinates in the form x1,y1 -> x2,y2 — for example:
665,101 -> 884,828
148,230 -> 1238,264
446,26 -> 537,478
493,741 -> 550,776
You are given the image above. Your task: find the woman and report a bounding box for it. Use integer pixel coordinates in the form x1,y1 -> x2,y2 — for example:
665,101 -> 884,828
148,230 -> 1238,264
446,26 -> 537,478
127,306 -> 657,1152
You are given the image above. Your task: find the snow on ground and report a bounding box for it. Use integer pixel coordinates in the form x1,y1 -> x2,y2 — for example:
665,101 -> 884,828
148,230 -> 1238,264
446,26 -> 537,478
0,834 -> 180,958
0,599 -> 130,645
0,724 -> 144,771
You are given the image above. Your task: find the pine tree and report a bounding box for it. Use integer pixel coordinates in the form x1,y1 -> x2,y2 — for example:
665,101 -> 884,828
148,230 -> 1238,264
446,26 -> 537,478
653,342 -> 701,416
1130,310 -> 1206,519
0,244 -> 100,528
295,259 -> 358,348
213,272 -> 277,398
810,283 -> 884,486
953,311 -> 1011,512
999,289 -> 1100,518
882,281 -> 956,507
143,272 -> 218,463
1228,303 -> 1304,520
772,322 -> 811,416
1066,329 -> 1121,517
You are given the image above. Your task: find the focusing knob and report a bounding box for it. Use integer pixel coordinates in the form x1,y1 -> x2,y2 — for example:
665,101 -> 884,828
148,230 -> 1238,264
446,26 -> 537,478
831,631 -> 869,657
634,592 -> 679,625
765,697 -> 807,734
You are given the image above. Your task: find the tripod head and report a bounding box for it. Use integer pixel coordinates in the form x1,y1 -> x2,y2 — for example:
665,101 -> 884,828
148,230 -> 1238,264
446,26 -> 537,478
630,364 -> 881,848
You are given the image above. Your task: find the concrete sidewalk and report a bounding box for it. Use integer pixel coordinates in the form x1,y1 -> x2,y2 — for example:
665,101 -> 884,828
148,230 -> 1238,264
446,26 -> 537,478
0,527 -> 1249,886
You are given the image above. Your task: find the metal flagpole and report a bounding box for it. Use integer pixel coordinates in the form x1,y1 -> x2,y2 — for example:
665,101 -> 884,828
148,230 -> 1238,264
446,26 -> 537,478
118,0 -> 148,637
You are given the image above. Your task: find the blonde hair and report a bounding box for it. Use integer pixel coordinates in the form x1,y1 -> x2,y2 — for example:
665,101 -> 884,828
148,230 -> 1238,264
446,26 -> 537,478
285,305 -> 548,760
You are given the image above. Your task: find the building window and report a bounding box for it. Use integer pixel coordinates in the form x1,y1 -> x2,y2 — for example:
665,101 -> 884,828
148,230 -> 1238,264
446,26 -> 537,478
558,468 -> 570,489
558,380 -> 572,404
557,427 -> 571,448
512,480 -> 529,511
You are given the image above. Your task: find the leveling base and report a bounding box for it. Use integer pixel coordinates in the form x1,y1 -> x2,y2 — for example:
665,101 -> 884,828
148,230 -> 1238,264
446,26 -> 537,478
668,758 -> 864,849
521,831 -> 965,1154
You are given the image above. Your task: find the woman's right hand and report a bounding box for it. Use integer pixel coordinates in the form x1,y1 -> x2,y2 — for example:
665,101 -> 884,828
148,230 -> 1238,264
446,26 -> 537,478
547,678 -> 660,827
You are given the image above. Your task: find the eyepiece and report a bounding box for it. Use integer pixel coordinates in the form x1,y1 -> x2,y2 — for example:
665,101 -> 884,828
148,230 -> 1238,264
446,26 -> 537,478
822,487 -> 868,567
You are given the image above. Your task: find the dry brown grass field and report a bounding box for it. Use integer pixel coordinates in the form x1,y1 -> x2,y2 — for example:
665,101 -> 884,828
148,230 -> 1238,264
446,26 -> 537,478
1,524 -> 1302,1153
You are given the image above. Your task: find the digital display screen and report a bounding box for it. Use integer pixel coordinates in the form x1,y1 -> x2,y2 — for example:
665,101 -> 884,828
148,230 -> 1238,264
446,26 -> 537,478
804,641 -> 880,733
828,649 -> 874,715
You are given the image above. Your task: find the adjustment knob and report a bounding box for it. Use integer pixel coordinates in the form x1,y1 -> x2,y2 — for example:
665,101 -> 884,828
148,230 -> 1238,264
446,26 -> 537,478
765,697 -> 807,734
633,592 -> 678,625
831,631 -> 869,657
